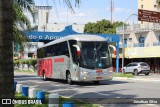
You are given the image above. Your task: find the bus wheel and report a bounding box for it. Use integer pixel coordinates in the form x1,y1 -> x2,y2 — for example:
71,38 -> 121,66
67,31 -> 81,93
43,72 -> 47,81
93,81 -> 100,84
67,72 -> 72,85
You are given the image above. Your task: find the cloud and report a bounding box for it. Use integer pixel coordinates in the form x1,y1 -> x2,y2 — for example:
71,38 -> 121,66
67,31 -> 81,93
74,12 -> 87,17
114,7 -> 135,13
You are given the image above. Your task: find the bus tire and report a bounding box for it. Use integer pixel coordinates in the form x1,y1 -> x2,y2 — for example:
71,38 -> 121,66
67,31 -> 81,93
43,72 -> 47,81
145,72 -> 149,75
67,72 -> 72,85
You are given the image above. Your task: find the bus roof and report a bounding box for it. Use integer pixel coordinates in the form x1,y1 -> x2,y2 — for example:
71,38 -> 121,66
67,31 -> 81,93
40,34 -> 107,48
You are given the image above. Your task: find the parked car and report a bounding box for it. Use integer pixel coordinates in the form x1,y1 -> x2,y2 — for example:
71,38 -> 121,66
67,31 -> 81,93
123,62 -> 150,75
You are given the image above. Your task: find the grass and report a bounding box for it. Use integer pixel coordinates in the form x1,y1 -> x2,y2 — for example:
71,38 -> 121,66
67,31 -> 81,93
113,73 -> 135,78
14,92 -> 100,107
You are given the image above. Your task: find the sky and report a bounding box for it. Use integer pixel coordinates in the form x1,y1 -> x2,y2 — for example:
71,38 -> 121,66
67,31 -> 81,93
34,0 -> 138,24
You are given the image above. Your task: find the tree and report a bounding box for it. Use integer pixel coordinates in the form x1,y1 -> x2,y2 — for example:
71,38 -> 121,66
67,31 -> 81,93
30,59 -> 37,71
13,0 -> 34,52
84,19 -> 124,34
0,1 -> 14,106
0,1 -> 81,105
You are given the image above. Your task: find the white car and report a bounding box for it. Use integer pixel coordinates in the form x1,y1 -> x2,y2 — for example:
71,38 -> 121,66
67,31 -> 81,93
123,62 -> 150,75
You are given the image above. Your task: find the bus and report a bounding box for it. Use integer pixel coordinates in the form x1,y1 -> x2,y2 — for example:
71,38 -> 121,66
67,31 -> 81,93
37,34 -> 116,84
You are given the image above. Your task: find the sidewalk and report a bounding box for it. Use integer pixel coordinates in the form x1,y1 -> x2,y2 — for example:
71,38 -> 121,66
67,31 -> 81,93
113,73 -> 160,82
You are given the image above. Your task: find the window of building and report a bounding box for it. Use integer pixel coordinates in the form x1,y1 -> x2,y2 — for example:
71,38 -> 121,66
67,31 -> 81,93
139,36 -> 145,47
129,38 -> 132,42
28,53 -> 34,57
154,5 -> 157,8
124,39 -> 127,44
124,38 -> 127,47
141,5 -> 143,9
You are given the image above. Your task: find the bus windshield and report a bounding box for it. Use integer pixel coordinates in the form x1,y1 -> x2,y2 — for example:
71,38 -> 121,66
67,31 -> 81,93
78,41 -> 112,69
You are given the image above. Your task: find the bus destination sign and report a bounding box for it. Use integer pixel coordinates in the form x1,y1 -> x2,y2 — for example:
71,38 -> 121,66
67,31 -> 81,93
138,9 -> 160,23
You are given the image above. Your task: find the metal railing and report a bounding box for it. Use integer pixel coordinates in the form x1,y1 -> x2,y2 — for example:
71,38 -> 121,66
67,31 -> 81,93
153,23 -> 160,30
116,23 -> 160,34
119,42 -> 160,48
133,43 -> 150,47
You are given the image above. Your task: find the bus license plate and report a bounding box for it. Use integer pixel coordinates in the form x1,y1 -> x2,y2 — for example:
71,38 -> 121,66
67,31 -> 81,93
96,77 -> 102,80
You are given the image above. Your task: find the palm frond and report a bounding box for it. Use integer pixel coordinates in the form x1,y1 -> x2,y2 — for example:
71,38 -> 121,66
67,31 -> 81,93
62,0 -> 81,13
13,0 -> 33,52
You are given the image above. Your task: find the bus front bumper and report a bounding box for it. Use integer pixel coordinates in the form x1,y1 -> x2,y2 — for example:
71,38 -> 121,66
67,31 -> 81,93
77,72 -> 113,81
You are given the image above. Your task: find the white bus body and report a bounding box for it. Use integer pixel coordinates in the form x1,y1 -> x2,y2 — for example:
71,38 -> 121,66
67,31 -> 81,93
37,34 -> 114,84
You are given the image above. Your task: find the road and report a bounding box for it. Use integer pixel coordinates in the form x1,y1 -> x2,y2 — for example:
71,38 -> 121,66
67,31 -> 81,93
14,72 -> 160,107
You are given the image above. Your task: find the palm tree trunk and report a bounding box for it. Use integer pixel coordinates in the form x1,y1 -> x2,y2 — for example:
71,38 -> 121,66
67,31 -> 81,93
0,0 -> 14,106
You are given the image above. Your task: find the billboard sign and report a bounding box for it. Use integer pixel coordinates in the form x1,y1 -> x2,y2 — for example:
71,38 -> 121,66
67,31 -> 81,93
138,9 -> 160,23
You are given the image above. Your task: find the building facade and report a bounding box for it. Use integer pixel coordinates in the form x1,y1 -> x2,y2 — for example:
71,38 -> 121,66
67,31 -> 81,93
116,0 -> 160,72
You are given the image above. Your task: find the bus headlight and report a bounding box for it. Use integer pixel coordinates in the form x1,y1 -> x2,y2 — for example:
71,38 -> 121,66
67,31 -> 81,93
81,71 -> 89,75
108,67 -> 113,73
81,71 -> 87,74
109,70 -> 113,73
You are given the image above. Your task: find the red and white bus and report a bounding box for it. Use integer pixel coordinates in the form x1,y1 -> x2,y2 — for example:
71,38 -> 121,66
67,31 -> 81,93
37,34 -> 116,84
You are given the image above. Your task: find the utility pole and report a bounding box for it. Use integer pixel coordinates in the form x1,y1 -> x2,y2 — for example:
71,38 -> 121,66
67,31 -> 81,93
110,0 -> 114,23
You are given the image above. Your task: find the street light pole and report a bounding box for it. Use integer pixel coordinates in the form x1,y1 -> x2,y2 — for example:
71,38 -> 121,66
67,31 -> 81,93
122,14 -> 138,74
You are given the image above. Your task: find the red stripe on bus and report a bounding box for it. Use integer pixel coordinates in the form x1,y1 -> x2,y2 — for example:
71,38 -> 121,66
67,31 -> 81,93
96,70 -> 102,73
54,58 -> 64,63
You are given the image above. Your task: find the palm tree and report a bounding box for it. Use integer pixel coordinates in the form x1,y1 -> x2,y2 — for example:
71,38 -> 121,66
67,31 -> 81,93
0,0 -> 14,105
0,0 -> 34,105
13,0 -> 35,53
13,0 -> 81,53
0,0 -> 81,104
62,0 -> 81,13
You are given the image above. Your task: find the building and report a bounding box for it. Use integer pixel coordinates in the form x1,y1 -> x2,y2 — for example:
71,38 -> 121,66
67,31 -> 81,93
116,0 -> 160,72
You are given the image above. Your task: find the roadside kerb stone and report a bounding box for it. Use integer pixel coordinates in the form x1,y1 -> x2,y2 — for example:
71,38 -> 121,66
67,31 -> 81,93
114,77 -> 160,82
113,77 -> 129,80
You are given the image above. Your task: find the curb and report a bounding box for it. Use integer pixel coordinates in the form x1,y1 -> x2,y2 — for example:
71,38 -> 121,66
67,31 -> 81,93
113,77 -> 129,80
113,77 -> 160,82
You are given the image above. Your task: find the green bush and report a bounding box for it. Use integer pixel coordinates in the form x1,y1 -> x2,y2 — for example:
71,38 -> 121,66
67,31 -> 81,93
14,59 -> 37,72
20,60 -> 26,70
25,60 -> 30,70
14,60 -> 20,70
30,59 -> 37,71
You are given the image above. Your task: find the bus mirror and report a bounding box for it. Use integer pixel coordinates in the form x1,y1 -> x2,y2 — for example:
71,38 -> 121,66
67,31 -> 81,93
109,45 -> 116,55
72,45 -> 81,56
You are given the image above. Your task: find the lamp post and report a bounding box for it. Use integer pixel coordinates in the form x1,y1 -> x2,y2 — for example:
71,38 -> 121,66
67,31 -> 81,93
122,14 -> 138,74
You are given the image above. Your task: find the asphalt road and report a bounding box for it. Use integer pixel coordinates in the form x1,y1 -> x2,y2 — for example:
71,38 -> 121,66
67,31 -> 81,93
14,72 -> 160,107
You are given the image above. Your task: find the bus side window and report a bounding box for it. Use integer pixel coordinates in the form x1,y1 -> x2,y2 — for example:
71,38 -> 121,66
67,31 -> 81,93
69,40 -> 78,64
72,47 -> 79,64
38,47 -> 45,58
61,42 -> 69,57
